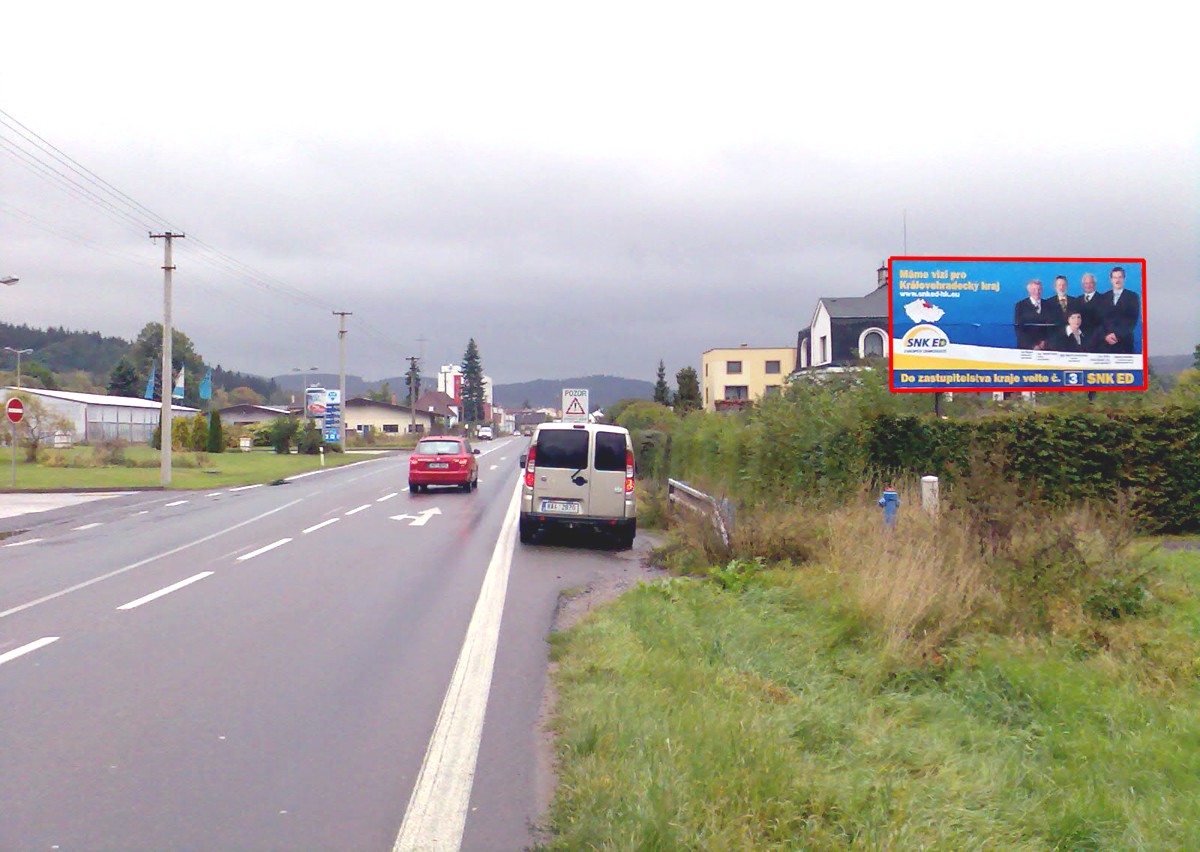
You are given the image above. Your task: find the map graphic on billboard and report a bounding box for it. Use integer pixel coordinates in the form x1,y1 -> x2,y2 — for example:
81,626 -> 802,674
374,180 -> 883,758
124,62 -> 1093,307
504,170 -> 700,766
888,257 -> 1147,392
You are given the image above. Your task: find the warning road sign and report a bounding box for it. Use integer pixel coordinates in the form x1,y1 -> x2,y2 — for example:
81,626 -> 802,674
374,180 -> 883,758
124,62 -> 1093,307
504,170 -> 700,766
561,388 -> 589,423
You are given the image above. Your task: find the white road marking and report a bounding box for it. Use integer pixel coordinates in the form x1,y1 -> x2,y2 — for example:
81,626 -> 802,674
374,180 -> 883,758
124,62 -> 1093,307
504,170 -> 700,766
237,538 -> 293,562
165,500 -> 189,507
0,637 -> 59,667
389,507 -> 442,527
286,468 -> 331,481
488,465 -> 498,471
377,492 -> 399,502
392,480 -> 522,851
0,498 -> 305,621
230,484 -> 263,492
345,504 -> 371,516
207,492 -> 222,497
4,538 -> 44,548
116,572 -> 214,611
134,510 -> 150,515
72,522 -> 102,531
302,518 -> 340,534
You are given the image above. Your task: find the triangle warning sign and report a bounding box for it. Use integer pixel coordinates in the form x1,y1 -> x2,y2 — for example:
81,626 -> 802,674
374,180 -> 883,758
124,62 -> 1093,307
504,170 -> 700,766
565,398 -> 586,415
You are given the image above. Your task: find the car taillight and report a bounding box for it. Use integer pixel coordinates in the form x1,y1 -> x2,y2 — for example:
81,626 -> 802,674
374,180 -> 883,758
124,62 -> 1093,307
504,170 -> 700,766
625,448 -> 635,493
524,446 -> 536,488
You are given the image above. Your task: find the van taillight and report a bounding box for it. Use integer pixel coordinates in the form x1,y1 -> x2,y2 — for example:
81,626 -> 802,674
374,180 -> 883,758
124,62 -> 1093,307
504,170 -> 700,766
524,446 -> 536,488
625,448 -> 635,493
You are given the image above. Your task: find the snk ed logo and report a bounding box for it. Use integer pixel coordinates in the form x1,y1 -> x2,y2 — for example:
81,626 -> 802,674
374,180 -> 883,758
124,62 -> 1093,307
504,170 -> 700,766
902,324 -> 949,353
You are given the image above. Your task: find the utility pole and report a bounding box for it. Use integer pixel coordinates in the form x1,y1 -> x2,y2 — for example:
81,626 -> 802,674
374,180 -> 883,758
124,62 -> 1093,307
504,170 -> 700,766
334,311 -> 352,445
150,231 -> 184,486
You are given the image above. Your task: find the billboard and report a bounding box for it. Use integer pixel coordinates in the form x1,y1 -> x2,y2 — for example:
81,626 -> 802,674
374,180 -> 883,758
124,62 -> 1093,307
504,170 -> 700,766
889,257 -> 1147,392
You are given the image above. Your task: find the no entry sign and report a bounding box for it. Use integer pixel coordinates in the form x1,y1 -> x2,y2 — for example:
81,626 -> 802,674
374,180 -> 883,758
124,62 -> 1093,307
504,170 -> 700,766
5,397 -> 24,424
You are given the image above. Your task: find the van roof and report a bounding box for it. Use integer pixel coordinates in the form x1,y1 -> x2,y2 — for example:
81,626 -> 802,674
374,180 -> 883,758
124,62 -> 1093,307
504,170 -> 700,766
534,421 -> 628,435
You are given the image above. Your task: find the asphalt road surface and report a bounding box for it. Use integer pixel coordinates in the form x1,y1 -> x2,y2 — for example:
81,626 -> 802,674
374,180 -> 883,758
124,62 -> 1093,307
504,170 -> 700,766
0,438 -> 642,851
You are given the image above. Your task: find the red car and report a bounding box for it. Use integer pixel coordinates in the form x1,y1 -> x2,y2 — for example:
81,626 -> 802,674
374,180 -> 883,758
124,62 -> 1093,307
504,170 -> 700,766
408,436 -> 480,493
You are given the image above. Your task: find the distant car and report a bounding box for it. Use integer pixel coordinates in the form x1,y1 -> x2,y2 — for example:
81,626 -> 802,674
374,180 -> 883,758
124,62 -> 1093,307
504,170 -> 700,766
408,436 -> 480,493
477,426 -> 494,440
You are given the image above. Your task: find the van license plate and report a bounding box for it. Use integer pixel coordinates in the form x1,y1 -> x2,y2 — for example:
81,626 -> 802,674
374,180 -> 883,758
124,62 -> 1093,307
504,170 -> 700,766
428,462 -> 450,469
540,500 -> 580,514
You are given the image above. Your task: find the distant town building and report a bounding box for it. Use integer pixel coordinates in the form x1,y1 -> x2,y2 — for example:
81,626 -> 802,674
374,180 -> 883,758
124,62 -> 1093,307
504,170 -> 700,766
795,264 -> 890,371
345,397 -> 440,435
700,346 -> 797,412
217,404 -> 290,427
3,387 -> 199,445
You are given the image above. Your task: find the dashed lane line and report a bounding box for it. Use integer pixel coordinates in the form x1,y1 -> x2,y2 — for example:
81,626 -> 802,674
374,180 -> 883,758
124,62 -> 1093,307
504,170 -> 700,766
377,492 -> 399,502
71,523 -> 102,531
116,572 -> 214,611
230,484 -> 263,492
165,500 -> 189,507
5,538 -> 44,548
345,504 -> 372,516
0,637 -> 60,667
236,538 -> 293,562
302,518 -> 340,534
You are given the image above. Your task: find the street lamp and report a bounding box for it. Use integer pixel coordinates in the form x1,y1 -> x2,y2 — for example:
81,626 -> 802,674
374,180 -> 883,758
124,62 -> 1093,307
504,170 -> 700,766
1,277 -> 18,286
4,347 -> 33,387
291,366 -> 319,410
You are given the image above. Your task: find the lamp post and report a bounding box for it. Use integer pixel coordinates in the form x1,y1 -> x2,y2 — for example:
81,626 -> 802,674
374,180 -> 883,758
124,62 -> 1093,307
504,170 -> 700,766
4,347 -> 33,387
292,366 -> 319,411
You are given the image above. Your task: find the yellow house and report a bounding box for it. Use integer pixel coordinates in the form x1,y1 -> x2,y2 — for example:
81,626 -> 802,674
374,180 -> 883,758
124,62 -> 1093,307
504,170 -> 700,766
700,345 -> 796,411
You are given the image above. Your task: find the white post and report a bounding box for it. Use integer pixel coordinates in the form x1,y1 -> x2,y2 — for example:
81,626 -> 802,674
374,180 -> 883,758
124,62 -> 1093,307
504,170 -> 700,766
921,475 -> 940,514
151,232 -> 184,486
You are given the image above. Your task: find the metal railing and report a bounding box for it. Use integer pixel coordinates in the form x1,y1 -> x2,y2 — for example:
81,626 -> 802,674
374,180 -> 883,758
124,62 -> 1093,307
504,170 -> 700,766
667,478 -> 734,547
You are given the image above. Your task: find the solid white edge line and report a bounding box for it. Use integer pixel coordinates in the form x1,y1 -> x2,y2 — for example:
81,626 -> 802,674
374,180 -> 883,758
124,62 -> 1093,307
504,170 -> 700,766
116,572 -> 214,611
392,478 -> 523,851
4,538 -> 44,548
236,538 -> 293,562
72,522 -> 102,531
345,504 -> 371,516
0,498 -> 305,621
0,636 -> 60,666
230,483 -> 263,492
302,518 -> 340,534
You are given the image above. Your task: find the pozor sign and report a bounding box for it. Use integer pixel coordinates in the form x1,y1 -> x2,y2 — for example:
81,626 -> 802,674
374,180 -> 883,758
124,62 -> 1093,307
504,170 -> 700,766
888,256 -> 1148,393
561,388 -> 589,423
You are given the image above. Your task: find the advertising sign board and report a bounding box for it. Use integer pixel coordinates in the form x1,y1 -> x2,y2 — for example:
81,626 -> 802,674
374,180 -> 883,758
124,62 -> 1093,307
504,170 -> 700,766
889,257 -> 1147,392
305,387 -> 327,418
322,389 -> 341,443
561,388 -> 589,422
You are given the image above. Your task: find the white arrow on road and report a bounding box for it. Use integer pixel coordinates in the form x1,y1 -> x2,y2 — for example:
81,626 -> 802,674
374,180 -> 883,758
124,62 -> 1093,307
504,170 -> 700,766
389,507 -> 442,527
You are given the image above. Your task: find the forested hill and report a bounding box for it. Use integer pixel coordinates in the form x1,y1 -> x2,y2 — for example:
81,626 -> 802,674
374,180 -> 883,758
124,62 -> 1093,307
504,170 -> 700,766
0,321 -> 130,375
493,375 -> 655,410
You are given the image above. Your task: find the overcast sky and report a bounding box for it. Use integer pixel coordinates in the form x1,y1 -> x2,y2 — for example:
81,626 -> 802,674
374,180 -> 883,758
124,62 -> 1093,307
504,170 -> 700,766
3,2 -> 1196,385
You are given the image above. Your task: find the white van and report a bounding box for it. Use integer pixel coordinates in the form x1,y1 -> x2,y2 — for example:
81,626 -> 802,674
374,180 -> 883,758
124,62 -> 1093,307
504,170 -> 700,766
519,422 -> 637,547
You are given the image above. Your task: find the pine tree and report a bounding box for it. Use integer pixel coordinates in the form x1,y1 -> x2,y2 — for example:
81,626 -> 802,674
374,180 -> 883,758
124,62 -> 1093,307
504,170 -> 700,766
107,358 -> 140,397
460,339 -> 486,424
406,358 -> 422,407
206,410 -> 225,453
653,360 -> 671,404
673,366 -> 702,412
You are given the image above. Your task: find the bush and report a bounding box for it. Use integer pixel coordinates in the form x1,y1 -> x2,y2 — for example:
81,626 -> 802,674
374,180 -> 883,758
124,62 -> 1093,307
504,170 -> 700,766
91,439 -> 130,467
266,416 -> 299,454
206,410 -> 224,453
294,419 -> 325,455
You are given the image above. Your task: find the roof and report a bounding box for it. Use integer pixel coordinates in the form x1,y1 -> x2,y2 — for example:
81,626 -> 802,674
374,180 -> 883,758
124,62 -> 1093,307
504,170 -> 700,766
819,285 -> 889,319
346,396 -> 429,416
702,346 -> 794,354
217,404 -> 289,415
3,386 -> 199,412
415,390 -> 457,419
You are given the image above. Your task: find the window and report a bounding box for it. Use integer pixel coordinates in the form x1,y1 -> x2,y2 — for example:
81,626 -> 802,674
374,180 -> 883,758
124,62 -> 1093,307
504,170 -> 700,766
724,385 -> 749,400
383,424 -> 399,433
594,431 -> 627,471
534,429 -> 589,468
726,360 -> 743,374
819,336 -> 828,363
765,360 -> 781,374
764,385 -> 781,397
416,439 -> 464,454
862,330 -> 885,358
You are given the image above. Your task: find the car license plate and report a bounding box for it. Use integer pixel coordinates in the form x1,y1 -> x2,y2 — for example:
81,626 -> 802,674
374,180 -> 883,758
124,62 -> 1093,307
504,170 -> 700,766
428,462 -> 450,469
540,500 -> 580,514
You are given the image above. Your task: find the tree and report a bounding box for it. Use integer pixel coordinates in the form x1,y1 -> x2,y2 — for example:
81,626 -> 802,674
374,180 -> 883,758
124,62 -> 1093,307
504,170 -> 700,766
1194,342 -> 1200,371
21,360 -> 57,390
460,338 -> 486,424
653,360 -> 671,405
7,393 -> 72,462
130,322 -> 205,404
107,358 -> 140,397
206,410 -> 225,453
405,359 -> 422,407
366,382 -> 392,403
673,366 -> 702,412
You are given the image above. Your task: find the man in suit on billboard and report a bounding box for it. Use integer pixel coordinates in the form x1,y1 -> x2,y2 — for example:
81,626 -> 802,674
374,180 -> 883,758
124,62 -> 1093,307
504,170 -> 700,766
1078,272 -> 1105,337
1044,275 -> 1081,328
1099,266 -> 1140,354
1013,279 -> 1052,350
1046,309 -> 1093,353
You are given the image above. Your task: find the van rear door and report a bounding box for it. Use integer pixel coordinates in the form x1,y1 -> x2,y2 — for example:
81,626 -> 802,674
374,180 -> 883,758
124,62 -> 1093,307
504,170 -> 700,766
588,430 -> 628,519
530,427 -> 592,518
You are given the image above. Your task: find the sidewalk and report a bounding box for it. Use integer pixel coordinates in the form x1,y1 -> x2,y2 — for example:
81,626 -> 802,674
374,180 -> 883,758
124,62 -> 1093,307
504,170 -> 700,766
0,492 -> 127,521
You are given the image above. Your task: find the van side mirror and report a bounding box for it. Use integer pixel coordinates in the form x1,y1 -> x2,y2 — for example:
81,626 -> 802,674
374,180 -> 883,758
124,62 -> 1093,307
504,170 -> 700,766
519,454 -> 528,467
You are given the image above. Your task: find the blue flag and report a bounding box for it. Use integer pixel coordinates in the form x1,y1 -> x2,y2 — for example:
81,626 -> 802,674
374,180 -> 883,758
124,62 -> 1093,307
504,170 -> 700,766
143,364 -> 156,400
199,368 -> 212,401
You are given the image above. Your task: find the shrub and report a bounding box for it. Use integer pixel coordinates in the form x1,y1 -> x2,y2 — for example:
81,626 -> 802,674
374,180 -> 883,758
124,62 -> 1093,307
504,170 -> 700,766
266,416 -> 299,454
205,410 -> 224,453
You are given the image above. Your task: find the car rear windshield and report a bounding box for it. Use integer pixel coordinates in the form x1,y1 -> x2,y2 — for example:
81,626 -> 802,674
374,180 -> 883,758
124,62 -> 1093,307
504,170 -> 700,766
416,440 -> 462,455
535,429 -> 589,469
593,431 -> 627,472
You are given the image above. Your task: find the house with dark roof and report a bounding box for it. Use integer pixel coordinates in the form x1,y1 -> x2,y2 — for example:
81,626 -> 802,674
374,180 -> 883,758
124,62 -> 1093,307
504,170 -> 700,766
795,265 -> 891,371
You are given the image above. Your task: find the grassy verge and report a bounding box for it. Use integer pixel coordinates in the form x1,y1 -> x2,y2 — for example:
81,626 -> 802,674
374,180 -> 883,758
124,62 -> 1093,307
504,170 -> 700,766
2,445 -> 364,490
542,509 -> 1200,848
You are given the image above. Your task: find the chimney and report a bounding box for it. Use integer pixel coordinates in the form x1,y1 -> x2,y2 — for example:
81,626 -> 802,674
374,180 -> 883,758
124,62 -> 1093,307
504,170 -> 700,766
876,262 -> 889,290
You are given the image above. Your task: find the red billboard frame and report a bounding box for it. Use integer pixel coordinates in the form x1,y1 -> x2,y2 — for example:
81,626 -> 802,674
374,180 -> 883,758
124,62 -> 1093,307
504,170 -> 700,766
887,255 -> 1149,393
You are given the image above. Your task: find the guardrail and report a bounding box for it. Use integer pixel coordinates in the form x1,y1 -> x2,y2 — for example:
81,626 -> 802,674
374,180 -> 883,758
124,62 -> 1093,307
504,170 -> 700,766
667,478 -> 734,547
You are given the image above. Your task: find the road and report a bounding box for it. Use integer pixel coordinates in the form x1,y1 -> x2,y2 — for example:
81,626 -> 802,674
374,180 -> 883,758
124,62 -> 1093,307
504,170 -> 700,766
0,438 -> 643,850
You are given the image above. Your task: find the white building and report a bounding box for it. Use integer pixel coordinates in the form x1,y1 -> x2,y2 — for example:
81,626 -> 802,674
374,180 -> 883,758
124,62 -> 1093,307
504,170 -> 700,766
437,364 -> 493,408
3,387 -> 199,444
